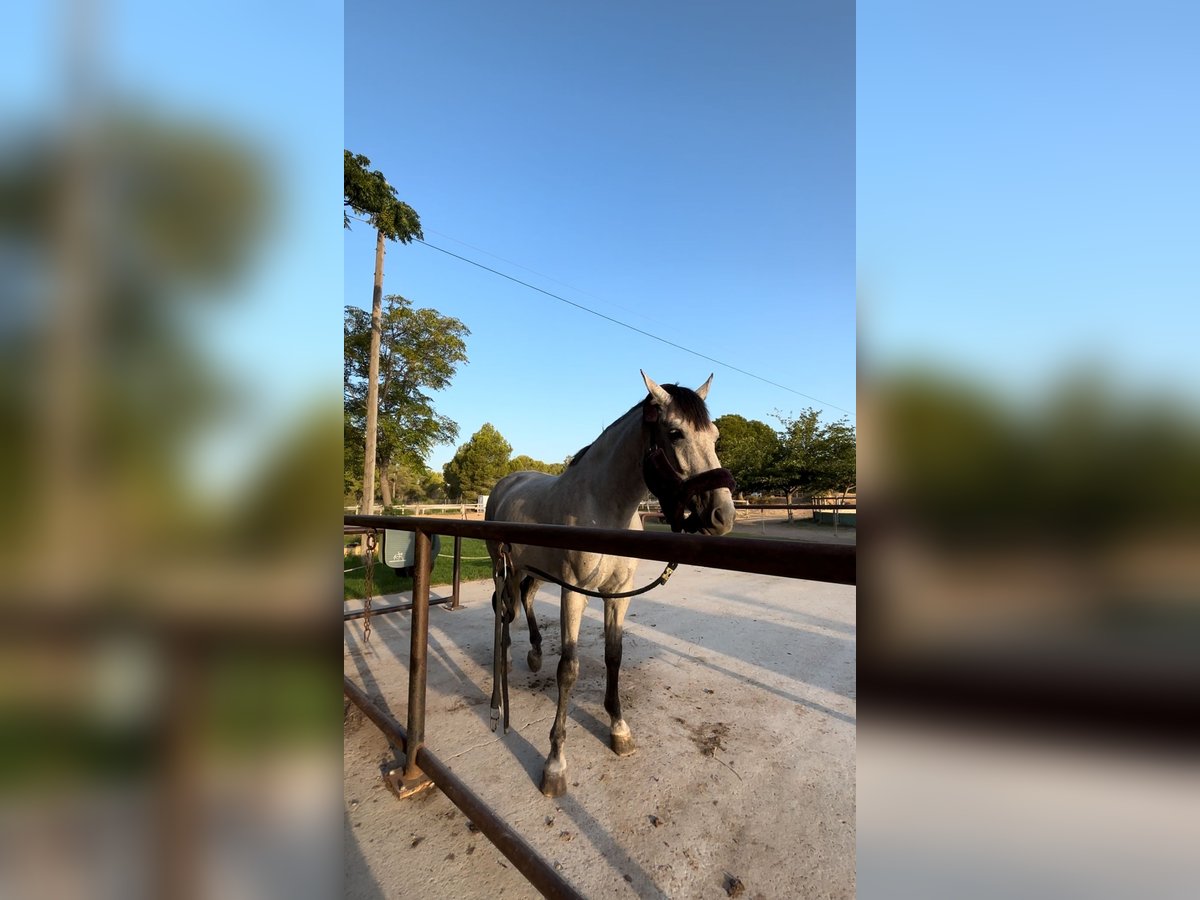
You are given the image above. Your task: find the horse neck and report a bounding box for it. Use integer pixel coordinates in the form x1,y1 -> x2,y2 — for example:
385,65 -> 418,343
562,406 -> 647,520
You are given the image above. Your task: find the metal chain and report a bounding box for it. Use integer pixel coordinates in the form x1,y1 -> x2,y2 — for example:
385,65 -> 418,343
363,530 -> 377,643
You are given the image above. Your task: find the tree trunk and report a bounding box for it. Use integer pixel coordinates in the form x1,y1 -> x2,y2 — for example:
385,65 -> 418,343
362,228 -> 385,521
380,464 -> 393,509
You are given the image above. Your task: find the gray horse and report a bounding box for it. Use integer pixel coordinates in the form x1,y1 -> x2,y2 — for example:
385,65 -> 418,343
486,371 -> 736,797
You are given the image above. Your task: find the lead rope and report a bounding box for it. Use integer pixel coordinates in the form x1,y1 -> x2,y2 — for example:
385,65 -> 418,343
522,559 -> 679,600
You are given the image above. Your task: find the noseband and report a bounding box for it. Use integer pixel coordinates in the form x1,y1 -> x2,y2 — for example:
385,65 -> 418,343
642,402 -> 736,533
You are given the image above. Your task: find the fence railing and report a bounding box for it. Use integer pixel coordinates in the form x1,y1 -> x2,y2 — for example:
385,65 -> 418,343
344,502 -> 484,517
342,513 -> 855,899
345,499 -> 858,516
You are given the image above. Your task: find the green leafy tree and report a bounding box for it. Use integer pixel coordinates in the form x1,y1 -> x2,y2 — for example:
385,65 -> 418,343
507,454 -> 566,476
344,150 -> 423,519
344,151 -> 422,237
774,409 -> 821,519
344,409 -> 364,502
813,418 -> 857,497
443,424 -> 512,500
773,409 -> 857,520
714,414 -> 780,497
421,471 -> 447,501
344,296 -> 469,507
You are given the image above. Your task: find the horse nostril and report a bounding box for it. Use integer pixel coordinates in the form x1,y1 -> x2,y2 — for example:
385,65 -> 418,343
711,505 -> 733,532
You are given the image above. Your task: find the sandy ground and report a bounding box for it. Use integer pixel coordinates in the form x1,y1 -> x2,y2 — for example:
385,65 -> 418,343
344,520 -> 856,899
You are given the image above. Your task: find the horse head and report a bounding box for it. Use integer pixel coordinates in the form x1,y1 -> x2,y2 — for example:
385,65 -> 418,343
640,371 -> 737,535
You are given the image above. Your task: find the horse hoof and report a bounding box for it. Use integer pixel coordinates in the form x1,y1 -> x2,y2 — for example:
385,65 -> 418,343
527,650 -> 542,672
611,733 -> 637,757
489,708 -> 500,732
540,770 -> 568,798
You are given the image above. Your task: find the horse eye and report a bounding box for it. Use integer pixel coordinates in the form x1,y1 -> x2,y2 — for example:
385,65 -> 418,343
668,428 -> 684,442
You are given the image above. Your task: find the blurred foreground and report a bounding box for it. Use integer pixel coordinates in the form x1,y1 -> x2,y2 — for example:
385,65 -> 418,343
859,365 -> 1200,897
1,4 -> 341,898
862,367 -> 1198,733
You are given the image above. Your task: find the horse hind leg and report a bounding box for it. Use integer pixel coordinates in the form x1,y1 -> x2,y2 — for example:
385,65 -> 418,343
542,589 -> 585,798
520,576 -> 544,672
604,597 -> 636,757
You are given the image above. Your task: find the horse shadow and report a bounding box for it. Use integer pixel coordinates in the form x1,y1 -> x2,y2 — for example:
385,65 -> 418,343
348,607 -> 669,898
476,709 -> 669,899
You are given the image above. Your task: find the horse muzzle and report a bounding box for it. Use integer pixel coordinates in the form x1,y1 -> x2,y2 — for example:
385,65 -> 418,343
643,447 -> 736,534
698,499 -> 736,535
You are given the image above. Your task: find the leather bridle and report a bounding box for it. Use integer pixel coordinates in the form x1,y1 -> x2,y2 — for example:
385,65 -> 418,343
641,401 -> 736,533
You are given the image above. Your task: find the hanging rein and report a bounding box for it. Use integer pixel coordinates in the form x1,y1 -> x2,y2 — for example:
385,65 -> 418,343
511,400 -> 736,600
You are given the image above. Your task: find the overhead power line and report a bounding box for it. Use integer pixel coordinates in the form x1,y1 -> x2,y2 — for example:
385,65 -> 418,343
424,228 -> 670,329
346,213 -> 852,415
415,239 -> 853,416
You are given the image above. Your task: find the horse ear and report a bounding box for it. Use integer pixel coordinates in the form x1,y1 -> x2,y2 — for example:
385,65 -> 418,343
695,373 -> 714,400
641,370 -> 671,407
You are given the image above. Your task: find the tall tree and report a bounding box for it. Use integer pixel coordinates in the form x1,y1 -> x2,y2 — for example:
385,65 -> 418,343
344,150 -> 423,520
506,454 -> 566,476
812,418 -> 857,498
443,424 -> 512,500
774,408 -> 823,522
774,409 -> 857,521
714,413 -> 780,498
344,296 -> 468,507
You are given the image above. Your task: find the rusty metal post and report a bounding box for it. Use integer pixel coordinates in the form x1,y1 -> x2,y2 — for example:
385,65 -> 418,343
390,528 -> 434,797
451,534 -> 462,610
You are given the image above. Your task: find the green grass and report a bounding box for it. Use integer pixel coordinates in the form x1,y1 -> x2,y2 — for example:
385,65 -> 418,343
344,537 -> 494,600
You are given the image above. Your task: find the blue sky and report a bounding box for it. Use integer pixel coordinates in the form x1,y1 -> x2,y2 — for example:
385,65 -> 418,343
858,1 -> 1200,406
4,2 -> 343,493
10,2 -> 1190,493
345,1 -> 855,471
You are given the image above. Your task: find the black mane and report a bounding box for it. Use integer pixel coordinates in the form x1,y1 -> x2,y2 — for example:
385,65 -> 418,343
625,383 -> 711,427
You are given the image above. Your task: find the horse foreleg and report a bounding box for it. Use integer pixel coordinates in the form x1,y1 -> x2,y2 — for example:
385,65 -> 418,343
542,590 -> 585,798
520,576 -> 544,672
604,597 -> 636,756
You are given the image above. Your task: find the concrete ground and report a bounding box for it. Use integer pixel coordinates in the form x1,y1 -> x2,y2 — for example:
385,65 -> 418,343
344,523 -> 855,899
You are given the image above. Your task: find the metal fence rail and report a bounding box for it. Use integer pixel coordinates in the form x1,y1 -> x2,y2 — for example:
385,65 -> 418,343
345,515 -> 856,584
733,502 -> 856,510
343,513 -> 855,899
